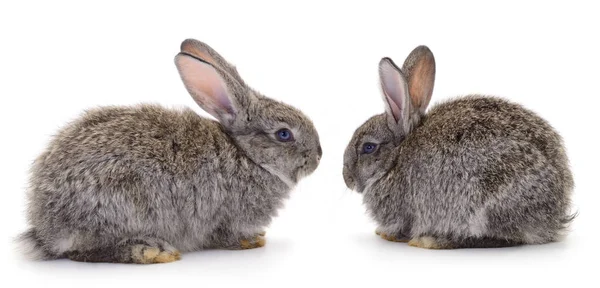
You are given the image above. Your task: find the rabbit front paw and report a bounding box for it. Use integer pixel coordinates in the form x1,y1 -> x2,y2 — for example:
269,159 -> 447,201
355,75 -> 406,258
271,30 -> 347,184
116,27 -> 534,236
408,236 -> 452,249
239,235 -> 266,249
375,229 -> 409,243
133,245 -> 181,263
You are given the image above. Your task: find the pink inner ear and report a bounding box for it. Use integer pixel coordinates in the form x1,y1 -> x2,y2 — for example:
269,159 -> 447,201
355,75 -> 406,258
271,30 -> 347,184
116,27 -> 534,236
384,93 -> 402,122
380,61 -> 408,123
176,55 -> 235,119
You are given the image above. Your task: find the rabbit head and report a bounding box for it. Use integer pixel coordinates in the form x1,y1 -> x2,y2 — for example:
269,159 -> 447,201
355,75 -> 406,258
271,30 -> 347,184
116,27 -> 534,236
175,39 -> 322,187
343,46 -> 435,192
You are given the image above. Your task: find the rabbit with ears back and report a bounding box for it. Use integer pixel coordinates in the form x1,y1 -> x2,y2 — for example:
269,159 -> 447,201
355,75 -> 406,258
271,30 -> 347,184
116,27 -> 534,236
343,46 -> 574,249
18,39 -> 322,263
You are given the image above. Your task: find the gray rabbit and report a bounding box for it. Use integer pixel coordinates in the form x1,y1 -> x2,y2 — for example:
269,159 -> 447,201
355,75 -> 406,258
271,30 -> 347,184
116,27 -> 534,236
343,46 -> 574,249
18,39 -> 322,263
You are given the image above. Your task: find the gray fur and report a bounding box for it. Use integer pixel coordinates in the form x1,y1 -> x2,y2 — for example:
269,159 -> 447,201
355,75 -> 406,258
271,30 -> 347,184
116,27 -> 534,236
343,46 -> 574,248
18,39 -> 321,263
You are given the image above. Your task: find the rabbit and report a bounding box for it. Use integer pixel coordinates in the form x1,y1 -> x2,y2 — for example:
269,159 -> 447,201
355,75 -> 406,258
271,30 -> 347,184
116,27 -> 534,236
17,38 -> 322,263
342,45 -> 574,249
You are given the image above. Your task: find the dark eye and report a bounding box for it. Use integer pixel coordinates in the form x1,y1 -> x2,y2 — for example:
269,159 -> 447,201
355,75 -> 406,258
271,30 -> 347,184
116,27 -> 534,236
275,128 -> 294,142
362,142 -> 378,154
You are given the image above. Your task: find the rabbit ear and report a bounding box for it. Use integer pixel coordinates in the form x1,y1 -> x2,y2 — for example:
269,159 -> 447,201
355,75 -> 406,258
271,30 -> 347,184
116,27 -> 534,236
180,39 -> 246,86
401,45 -> 436,113
175,52 -> 244,124
379,57 -> 411,132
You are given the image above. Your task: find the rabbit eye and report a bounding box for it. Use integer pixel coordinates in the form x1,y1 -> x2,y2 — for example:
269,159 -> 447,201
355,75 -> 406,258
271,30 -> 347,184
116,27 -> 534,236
362,143 -> 378,154
275,128 -> 294,142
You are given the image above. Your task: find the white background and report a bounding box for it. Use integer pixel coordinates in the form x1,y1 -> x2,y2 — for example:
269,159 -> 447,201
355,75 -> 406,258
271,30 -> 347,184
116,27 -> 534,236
1,1 -> 598,287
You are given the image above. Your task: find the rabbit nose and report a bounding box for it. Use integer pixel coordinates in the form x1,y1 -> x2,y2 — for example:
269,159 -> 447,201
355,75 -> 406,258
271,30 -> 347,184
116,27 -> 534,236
317,145 -> 322,159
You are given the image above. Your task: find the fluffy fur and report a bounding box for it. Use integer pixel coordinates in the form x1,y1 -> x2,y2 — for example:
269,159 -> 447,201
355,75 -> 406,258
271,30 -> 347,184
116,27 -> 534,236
18,39 -> 322,263
343,46 -> 574,249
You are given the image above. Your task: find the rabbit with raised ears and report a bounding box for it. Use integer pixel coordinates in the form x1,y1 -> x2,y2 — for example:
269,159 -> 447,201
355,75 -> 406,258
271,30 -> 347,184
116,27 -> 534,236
343,46 -> 574,249
18,39 -> 322,263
